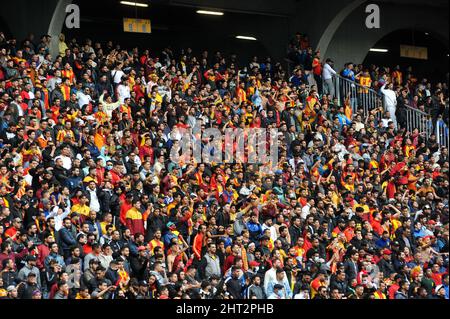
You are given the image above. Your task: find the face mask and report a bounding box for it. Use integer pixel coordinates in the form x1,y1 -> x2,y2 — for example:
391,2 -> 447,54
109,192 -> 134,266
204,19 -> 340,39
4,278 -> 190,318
107,165 -> 113,171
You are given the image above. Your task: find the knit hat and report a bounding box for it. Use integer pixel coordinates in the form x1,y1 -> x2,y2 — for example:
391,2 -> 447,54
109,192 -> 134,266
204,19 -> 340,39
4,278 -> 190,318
6,286 -> 16,292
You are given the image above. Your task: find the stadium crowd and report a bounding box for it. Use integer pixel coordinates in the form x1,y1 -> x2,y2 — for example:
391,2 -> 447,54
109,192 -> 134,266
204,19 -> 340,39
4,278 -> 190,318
0,30 -> 448,300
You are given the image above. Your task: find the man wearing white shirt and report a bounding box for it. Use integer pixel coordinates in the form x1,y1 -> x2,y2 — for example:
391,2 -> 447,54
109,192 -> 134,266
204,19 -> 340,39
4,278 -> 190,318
112,64 -> 125,85
301,198 -> 314,220
264,259 -> 283,296
86,181 -> 101,213
323,59 -> 337,98
380,81 -> 398,129
47,206 -> 71,232
99,93 -> 121,119
261,218 -> 278,242
117,78 -> 131,104
76,87 -> 93,108
55,146 -> 72,170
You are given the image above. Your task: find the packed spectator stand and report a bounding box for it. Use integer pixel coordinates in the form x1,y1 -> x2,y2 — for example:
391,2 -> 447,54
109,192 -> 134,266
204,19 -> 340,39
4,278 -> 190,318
0,30 -> 448,300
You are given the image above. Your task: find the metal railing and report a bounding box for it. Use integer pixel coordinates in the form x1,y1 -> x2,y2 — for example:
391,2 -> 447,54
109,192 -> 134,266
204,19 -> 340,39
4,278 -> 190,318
436,117 -> 449,148
404,105 -> 433,141
330,74 -> 383,119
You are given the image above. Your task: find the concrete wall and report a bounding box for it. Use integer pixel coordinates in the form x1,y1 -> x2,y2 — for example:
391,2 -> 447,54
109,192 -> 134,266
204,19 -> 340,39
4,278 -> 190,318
1,0 -> 448,71
320,1 -> 449,70
0,0 -> 60,40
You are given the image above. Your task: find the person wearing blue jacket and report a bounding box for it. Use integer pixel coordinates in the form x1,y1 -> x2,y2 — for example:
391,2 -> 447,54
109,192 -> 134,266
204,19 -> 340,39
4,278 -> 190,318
246,213 -> 263,242
58,217 -> 77,260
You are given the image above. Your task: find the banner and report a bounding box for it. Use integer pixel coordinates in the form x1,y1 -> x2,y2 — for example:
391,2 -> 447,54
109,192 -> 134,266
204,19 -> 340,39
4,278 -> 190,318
123,18 -> 152,34
400,45 -> 428,60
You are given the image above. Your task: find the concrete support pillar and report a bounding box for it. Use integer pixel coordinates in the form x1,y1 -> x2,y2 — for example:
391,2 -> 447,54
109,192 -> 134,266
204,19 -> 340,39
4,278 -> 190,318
48,0 -> 73,58
315,0 -> 366,57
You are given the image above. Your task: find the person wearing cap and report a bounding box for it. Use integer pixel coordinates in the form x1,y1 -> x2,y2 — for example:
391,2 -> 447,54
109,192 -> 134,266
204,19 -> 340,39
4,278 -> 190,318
433,284 -> 447,299
378,249 -> 396,277
5,285 -> 19,299
136,280 -> 151,299
0,26 -> 449,302
17,271 -> 40,299
17,255 -> 41,288
130,246 -> 150,282
224,266 -> 244,299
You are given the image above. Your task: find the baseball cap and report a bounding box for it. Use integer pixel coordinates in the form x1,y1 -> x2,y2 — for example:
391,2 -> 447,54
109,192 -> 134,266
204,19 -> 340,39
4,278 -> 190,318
273,284 -> 284,290
167,222 -> 176,229
139,280 -> 148,286
26,255 -> 37,262
138,246 -> 147,252
382,249 -> 392,255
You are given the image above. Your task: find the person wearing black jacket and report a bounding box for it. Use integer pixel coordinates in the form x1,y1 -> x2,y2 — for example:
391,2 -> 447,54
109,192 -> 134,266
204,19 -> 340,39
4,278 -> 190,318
343,250 -> 359,283
1,258 -> 18,287
58,218 -> 77,260
224,266 -> 243,299
377,249 -> 396,277
105,260 -> 120,285
329,270 -> 348,296
289,217 -> 302,245
396,89 -> 408,129
246,275 -> 266,299
98,181 -> 120,218
53,158 -> 69,186
108,230 -> 124,259
130,247 -> 149,281
17,272 -> 40,299
96,74 -> 113,97
145,208 -> 168,242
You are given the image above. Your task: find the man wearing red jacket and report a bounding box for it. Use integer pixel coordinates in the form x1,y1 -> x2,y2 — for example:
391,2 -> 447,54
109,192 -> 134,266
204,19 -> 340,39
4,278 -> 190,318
0,240 -> 31,271
36,233 -> 54,270
192,224 -> 207,263
388,274 -> 402,299
125,199 -> 145,236
119,193 -> 133,226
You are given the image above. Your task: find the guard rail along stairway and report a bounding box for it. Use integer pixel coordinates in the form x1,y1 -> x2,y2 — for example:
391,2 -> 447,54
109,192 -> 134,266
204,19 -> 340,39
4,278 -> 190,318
328,74 -> 449,150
